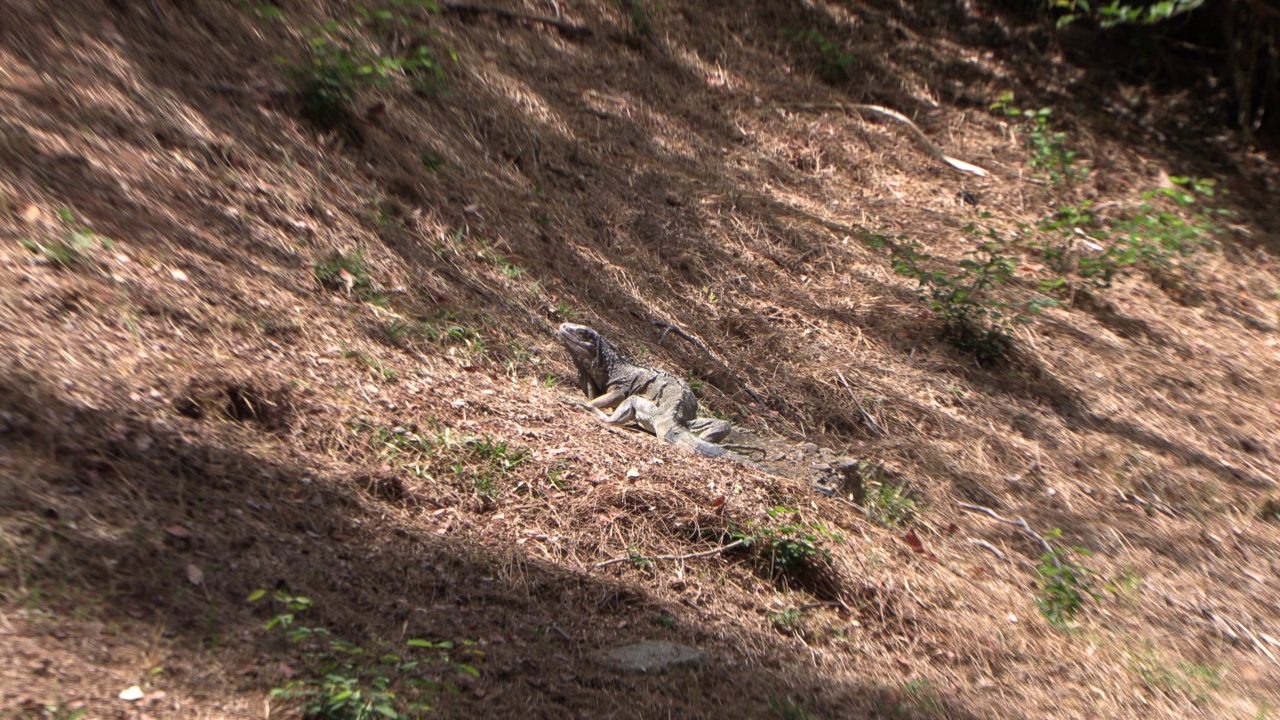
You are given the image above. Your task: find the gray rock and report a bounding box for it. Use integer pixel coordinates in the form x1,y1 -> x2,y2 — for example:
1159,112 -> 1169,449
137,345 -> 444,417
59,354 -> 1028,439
591,641 -> 707,673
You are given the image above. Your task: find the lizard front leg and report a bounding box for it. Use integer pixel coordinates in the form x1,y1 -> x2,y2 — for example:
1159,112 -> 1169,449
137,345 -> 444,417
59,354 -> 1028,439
597,396 -> 661,436
586,388 -> 627,411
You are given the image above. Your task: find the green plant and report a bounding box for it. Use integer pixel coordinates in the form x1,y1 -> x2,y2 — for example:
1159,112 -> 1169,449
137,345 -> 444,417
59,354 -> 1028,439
343,349 -> 399,381
419,147 -> 447,172
383,312 -> 483,351
864,481 -> 917,526
619,0 -> 653,42
1035,530 -> 1102,628
780,28 -> 854,83
1130,647 -> 1223,704
7,700 -> 88,720
768,607 -> 802,633
553,300 -> 576,320
991,93 -> 1087,185
736,507 -> 842,580
249,590 -> 478,720
1029,177 -> 1226,294
285,3 -> 452,125
446,434 -> 530,497
20,209 -> 112,269
865,232 -> 1055,364
627,547 -> 654,569
544,462 -> 567,489
1049,0 -> 1204,28
315,249 -> 373,293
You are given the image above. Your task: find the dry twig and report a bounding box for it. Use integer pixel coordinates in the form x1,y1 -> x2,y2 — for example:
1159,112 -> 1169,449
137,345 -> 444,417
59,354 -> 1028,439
648,318 -> 769,408
789,103 -> 990,177
442,1 -> 592,36
957,503 -> 1057,566
969,538 -> 1007,560
834,370 -> 887,437
595,539 -> 747,568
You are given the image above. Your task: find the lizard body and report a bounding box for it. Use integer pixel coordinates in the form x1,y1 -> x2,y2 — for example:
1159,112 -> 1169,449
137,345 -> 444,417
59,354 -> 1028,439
557,323 -> 768,470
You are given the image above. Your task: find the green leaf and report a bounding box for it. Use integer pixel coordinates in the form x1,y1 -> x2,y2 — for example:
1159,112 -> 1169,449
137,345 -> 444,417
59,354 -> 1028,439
247,589 -> 268,603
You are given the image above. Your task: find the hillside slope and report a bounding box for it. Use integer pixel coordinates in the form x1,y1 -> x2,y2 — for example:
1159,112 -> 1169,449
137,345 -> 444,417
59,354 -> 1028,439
1,0 -> 1279,718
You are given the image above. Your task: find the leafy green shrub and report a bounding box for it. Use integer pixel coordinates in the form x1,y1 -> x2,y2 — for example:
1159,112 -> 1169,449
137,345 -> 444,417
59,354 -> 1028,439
737,507 -> 842,580
864,481 -> 918,527
1035,530 -> 1102,628
991,93 -> 1087,185
865,231 -> 1056,364
619,0 -> 654,43
250,590 -> 479,719
1048,0 -> 1204,28
779,28 -> 854,83
315,248 -> 375,295
20,209 -> 113,269
1028,177 -> 1226,295
284,2 -> 452,126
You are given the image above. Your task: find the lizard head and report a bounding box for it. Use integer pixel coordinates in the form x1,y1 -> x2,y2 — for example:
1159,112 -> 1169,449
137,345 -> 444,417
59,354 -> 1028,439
556,323 -> 618,381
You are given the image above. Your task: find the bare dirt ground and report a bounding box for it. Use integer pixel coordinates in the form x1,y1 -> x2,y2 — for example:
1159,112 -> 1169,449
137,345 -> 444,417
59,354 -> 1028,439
1,0 -> 1279,718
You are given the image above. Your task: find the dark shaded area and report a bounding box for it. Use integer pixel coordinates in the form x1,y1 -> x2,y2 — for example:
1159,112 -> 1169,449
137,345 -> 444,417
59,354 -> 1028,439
0,369 -> 992,719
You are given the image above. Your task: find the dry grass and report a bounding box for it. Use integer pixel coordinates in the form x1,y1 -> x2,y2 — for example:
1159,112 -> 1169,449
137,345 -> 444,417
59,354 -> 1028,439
0,0 -> 1279,718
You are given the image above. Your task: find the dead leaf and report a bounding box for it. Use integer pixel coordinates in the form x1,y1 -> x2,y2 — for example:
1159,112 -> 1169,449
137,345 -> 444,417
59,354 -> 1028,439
903,529 -> 938,561
710,495 -> 726,508
20,205 -> 41,224
165,524 -> 190,539
626,467 -> 640,478
119,686 -> 145,702
185,563 -> 204,585
279,663 -> 296,679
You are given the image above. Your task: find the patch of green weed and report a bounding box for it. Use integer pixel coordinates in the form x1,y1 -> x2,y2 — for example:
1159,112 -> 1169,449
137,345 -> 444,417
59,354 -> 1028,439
249,590 -> 479,719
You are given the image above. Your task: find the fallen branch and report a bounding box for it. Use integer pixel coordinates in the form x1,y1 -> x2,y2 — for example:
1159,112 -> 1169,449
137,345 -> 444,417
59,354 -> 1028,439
834,370 -> 887,437
957,503 -> 1057,566
649,318 -> 769,409
595,539 -> 747,568
442,1 -> 592,37
1117,491 -> 1178,518
789,102 -> 990,177
799,600 -> 853,613
968,538 -> 1006,561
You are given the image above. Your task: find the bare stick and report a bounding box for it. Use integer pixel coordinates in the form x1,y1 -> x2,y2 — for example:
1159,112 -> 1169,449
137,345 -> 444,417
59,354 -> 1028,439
799,600 -> 852,613
649,319 -> 769,409
442,1 -> 592,36
969,539 -> 1006,560
1117,492 -> 1178,518
788,102 -> 989,177
957,503 -> 1057,566
835,370 -> 887,437
595,539 -> 747,568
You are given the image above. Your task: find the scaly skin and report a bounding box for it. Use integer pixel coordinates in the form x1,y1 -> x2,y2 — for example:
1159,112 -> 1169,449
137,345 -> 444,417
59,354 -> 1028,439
557,323 -> 770,471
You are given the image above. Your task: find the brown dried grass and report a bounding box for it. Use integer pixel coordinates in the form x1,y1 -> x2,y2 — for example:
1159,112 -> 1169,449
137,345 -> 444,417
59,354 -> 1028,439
0,0 -> 1278,718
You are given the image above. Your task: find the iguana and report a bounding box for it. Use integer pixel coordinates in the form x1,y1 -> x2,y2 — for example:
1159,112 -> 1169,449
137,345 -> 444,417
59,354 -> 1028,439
556,322 -> 770,471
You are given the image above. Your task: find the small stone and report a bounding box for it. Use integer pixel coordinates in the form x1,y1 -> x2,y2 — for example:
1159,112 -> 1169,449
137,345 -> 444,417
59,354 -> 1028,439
591,641 -> 707,674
